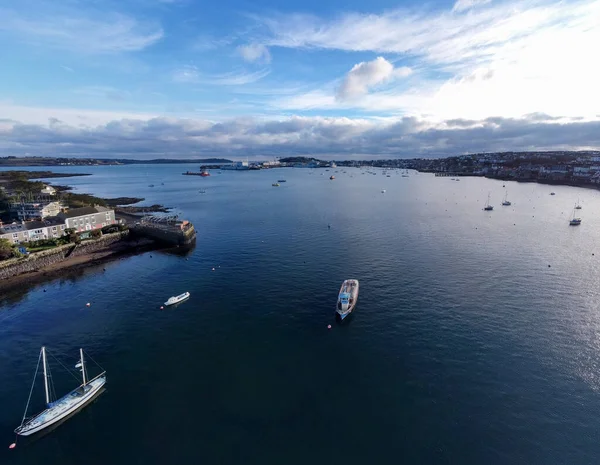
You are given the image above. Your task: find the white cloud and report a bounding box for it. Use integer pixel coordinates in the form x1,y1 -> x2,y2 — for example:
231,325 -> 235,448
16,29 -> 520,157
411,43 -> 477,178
453,0 -> 491,13
172,66 -> 270,86
249,0 -> 600,120
337,57 -> 412,100
0,8 -> 163,53
238,43 -> 272,64
172,65 -> 200,83
213,68 -> 271,85
337,57 -> 393,100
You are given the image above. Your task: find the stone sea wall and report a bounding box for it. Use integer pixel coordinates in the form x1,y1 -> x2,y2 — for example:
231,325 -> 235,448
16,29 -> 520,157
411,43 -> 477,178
0,231 -> 130,281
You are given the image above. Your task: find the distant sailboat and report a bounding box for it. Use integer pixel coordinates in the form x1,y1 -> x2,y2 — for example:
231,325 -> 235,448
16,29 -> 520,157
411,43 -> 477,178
502,190 -> 511,206
484,192 -> 494,211
570,204 -> 582,226
15,347 -> 106,436
575,197 -> 582,209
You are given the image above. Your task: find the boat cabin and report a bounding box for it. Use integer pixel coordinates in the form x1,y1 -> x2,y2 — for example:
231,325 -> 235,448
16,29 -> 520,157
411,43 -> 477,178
337,292 -> 353,311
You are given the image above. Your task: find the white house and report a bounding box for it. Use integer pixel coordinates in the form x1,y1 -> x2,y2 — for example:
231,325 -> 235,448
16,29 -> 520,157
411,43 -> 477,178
57,206 -> 116,232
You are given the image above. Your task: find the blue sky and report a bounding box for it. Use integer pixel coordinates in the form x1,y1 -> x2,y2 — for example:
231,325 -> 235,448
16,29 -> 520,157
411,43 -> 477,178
1,0 -> 600,158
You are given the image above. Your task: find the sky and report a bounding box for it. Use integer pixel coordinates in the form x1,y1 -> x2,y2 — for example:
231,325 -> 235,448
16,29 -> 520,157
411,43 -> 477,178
1,0 -> 600,159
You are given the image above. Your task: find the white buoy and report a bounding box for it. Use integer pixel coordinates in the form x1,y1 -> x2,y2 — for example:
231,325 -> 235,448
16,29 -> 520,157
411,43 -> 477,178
86,303 -> 91,307
327,324 -> 332,329
212,267 -> 215,271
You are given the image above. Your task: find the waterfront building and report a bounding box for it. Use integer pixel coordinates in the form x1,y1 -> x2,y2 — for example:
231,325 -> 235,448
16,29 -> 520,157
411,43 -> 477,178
57,206 -> 116,232
221,161 -> 249,170
0,218 -> 66,245
9,200 -> 63,221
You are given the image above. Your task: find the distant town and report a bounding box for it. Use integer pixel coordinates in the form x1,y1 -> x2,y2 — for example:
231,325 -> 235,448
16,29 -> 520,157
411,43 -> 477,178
5,151 -> 600,188
4,149 -> 600,258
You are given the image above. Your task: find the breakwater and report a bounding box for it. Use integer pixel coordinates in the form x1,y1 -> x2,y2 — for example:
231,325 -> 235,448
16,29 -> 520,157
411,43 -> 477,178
130,221 -> 196,246
0,231 -> 132,281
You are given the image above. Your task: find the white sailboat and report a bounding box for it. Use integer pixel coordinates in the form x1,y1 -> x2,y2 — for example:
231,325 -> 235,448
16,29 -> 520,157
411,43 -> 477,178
483,192 -> 494,211
502,190 -> 511,206
14,347 -> 106,436
575,197 -> 582,209
569,204 -> 582,226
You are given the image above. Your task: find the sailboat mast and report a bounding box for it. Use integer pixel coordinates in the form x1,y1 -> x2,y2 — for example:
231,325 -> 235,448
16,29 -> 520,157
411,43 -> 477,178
80,348 -> 87,385
42,346 -> 50,405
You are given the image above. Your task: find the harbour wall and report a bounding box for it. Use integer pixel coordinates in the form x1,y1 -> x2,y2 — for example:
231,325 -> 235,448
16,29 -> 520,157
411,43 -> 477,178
130,223 -> 196,246
0,231 -> 131,281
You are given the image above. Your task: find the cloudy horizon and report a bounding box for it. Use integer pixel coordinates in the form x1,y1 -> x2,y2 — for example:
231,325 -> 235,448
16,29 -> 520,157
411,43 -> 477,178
1,0 -> 599,159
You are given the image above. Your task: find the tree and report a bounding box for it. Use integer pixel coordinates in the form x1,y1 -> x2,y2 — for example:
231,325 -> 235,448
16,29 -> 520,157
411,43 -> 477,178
0,238 -> 13,260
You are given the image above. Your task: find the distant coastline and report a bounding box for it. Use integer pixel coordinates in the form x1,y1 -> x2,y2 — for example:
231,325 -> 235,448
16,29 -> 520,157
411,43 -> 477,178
0,157 -> 232,167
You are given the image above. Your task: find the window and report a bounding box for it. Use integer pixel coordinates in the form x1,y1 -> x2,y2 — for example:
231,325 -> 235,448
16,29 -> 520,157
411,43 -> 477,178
85,217 -> 90,223
52,226 -> 57,231
12,233 -> 18,239
105,212 -> 111,220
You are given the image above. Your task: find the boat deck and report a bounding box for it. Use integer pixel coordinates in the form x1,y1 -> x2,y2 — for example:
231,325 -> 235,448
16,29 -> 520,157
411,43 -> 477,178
19,376 -> 105,432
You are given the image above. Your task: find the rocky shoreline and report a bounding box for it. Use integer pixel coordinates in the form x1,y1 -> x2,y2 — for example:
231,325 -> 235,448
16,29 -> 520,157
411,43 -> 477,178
0,232 -> 162,293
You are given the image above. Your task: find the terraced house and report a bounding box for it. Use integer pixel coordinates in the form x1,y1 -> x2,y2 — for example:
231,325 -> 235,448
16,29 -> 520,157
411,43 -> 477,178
57,206 -> 116,232
0,218 -> 66,245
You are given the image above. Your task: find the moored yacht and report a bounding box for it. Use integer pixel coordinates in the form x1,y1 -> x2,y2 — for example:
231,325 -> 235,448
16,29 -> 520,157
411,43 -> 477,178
484,192 -> 494,211
569,204 -> 582,226
336,279 -> 359,320
14,347 -> 106,437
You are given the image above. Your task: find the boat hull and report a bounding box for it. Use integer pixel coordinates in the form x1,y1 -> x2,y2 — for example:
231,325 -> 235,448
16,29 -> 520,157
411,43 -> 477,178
336,279 -> 359,320
164,292 -> 190,306
15,376 -> 106,436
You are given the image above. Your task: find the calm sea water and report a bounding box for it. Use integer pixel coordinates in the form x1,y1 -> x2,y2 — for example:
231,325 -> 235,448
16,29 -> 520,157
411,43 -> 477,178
2,165 -> 600,464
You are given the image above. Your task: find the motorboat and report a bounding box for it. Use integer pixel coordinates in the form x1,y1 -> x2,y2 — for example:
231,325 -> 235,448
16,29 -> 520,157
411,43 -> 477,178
272,183 -> 280,187
14,347 -> 106,437
277,180 -> 287,183
336,279 -> 359,320
330,175 -> 335,180
164,292 -> 190,306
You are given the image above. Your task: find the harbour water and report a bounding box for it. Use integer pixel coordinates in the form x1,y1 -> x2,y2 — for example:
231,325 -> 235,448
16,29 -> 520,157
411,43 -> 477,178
3,165 -> 600,464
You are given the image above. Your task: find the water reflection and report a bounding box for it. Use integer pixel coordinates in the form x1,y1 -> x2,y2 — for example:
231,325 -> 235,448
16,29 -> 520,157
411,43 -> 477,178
0,241 -> 195,307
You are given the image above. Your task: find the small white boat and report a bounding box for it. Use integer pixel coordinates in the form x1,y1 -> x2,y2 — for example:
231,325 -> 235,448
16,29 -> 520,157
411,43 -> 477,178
15,347 -> 106,436
164,291 -> 190,306
381,189 -> 386,193
575,197 -> 582,209
502,190 -> 511,206
336,279 -> 359,320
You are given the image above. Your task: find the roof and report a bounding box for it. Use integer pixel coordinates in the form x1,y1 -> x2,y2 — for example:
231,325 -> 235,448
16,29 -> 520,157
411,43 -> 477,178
0,220 -> 61,233
58,206 -> 111,219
